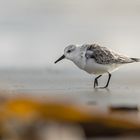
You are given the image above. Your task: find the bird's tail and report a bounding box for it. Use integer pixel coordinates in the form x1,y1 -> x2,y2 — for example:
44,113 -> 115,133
131,58 -> 140,62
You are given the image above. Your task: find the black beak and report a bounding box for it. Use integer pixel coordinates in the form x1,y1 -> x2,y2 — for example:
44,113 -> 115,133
54,55 -> 65,64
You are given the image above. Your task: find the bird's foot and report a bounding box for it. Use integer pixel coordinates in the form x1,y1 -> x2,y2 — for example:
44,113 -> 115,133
94,86 -> 108,89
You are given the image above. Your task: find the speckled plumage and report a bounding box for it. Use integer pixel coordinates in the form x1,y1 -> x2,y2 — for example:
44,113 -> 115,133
85,44 -> 135,64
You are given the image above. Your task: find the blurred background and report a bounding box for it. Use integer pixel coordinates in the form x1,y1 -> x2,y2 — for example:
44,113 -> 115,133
0,0 -> 140,69
0,1 -> 140,139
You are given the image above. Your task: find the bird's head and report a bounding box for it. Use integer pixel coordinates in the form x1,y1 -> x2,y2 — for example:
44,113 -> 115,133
54,44 -> 77,63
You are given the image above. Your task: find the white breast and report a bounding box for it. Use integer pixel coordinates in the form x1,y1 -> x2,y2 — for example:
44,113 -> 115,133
72,48 -> 87,70
84,58 -> 121,75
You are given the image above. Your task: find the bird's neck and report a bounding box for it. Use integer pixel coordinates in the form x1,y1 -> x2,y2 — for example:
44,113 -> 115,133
71,50 -> 86,70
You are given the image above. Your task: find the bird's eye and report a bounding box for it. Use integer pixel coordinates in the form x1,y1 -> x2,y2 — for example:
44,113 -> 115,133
67,50 -> 71,53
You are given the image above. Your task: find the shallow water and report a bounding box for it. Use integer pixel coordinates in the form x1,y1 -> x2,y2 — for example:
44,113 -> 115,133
0,68 -> 140,107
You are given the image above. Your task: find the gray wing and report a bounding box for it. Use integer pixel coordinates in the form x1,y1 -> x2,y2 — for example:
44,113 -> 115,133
85,44 -> 134,64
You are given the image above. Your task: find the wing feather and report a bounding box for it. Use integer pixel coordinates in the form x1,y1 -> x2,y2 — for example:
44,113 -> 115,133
85,44 -> 134,64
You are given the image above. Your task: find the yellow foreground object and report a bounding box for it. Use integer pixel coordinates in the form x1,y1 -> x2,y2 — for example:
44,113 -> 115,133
0,96 -> 139,139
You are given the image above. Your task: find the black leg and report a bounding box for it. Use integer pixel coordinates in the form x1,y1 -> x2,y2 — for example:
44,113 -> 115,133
99,73 -> 111,88
105,73 -> 111,88
94,75 -> 102,88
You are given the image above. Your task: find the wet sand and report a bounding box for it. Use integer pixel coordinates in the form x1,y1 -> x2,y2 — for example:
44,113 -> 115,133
0,68 -> 139,107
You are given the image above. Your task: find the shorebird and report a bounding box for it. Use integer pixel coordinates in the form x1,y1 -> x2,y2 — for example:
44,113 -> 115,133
54,44 -> 140,88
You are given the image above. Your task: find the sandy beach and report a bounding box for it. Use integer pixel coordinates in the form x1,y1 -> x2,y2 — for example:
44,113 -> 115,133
0,68 -> 138,139
0,68 -> 139,107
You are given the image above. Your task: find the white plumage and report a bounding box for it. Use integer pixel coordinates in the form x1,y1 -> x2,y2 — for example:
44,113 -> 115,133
55,43 -> 140,88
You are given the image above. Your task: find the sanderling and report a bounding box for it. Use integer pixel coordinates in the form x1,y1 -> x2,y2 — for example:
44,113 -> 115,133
54,43 -> 140,88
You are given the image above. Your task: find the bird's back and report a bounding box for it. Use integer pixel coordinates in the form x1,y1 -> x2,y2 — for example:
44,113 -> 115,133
85,44 -> 135,65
